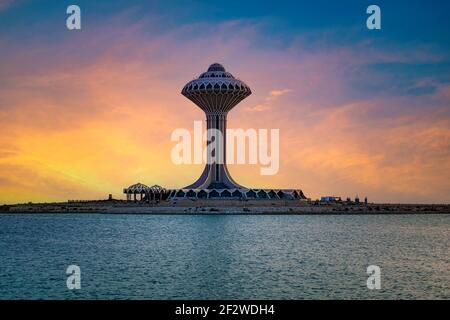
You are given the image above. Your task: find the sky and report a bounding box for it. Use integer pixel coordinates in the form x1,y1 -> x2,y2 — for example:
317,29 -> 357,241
0,0 -> 449,204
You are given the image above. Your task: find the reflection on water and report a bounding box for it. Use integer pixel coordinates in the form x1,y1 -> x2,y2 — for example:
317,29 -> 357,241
0,214 -> 449,299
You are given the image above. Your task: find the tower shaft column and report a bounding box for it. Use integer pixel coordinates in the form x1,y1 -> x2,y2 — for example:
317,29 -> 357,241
206,113 -> 227,183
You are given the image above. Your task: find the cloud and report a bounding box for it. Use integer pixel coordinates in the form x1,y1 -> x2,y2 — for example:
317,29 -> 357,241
269,89 -> 291,97
282,97 -> 450,203
247,89 -> 291,112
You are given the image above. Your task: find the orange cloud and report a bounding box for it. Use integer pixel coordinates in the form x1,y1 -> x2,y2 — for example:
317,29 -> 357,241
246,88 -> 291,112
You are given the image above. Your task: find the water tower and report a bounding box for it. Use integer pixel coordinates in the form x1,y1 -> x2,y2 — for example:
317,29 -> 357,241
181,63 -> 251,189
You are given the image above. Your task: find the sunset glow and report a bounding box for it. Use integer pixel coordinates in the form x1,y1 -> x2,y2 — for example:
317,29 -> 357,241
1,1 -> 449,204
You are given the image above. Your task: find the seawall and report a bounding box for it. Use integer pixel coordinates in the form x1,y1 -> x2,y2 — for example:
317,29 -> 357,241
1,199 -> 449,215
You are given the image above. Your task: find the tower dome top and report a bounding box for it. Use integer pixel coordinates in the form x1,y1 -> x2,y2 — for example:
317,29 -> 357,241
207,63 -> 225,72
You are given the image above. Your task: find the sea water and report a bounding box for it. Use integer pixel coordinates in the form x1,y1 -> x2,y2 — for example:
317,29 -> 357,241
0,214 -> 448,299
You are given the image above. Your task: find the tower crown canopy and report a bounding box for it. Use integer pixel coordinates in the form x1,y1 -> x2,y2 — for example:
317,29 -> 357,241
181,63 -> 252,114
207,63 -> 226,72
